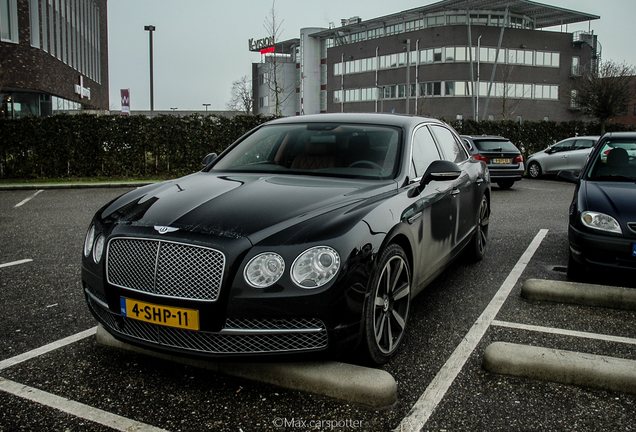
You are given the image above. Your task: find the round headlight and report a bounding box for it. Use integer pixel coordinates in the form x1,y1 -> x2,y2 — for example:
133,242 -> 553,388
291,246 -> 340,289
84,225 -> 95,257
92,234 -> 105,263
581,211 -> 622,234
244,252 -> 285,288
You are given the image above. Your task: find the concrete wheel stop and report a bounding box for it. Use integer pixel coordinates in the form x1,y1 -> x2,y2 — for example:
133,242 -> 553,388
483,341 -> 636,395
95,324 -> 397,408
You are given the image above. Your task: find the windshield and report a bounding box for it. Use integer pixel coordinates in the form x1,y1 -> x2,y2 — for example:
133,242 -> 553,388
211,123 -> 402,179
473,140 -> 518,152
586,139 -> 636,181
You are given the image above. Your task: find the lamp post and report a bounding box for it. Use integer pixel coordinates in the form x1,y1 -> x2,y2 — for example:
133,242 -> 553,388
202,103 -> 211,113
144,25 -> 156,113
400,39 -> 411,114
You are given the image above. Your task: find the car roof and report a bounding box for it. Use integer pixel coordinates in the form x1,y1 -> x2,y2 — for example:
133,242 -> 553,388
461,135 -> 510,141
266,113 -> 446,129
602,132 -> 636,139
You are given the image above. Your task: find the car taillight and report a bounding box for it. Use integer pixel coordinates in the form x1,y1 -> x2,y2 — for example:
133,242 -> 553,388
514,155 -> 524,163
474,154 -> 489,163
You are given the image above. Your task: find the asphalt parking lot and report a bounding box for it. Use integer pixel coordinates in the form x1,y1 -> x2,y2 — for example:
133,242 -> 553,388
1,179 -> 635,431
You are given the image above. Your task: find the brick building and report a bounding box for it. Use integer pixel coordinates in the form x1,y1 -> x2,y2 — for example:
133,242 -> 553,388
0,0 -> 108,117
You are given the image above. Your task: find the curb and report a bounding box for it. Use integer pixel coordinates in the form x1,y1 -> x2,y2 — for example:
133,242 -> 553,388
95,324 -> 397,409
521,278 -> 636,310
482,341 -> 636,395
0,182 -> 154,191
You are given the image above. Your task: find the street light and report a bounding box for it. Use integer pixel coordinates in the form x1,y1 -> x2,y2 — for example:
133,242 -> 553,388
144,25 -> 156,113
202,103 -> 211,112
399,39 -> 411,115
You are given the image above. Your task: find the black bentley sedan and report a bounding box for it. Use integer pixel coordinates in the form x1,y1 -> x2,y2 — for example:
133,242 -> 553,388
560,132 -> 636,279
82,113 -> 491,365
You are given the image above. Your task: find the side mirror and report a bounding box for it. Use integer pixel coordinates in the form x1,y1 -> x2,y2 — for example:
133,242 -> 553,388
420,160 -> 462,189
202,152 -> 217,167
557,170 -> 579,184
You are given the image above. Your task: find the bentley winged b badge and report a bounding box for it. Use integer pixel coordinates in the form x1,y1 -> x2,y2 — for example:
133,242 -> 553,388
154,225 -> 179,234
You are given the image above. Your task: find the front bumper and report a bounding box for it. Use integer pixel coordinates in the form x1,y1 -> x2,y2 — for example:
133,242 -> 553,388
568,225 -> 636,271
85,287 -> 335,360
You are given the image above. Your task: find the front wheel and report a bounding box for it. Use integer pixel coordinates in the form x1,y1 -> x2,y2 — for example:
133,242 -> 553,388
362,244 -> 411,365
468,194 -> 490,261
528,162 -> 542,179
566,251 -> 586,281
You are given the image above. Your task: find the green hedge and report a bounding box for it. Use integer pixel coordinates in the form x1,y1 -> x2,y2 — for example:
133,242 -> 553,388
0,113 -> 275,179
1,114 -> 635,179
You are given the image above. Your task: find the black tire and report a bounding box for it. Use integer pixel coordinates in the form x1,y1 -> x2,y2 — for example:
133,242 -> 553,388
468,194 -> 490,261
362,244 -> 411,365
528,162 -> 542,179
497,180 -> 514,189
566,251 -> 586,281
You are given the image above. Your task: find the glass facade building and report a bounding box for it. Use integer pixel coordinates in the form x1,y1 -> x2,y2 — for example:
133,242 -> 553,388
0,0 -> 108,118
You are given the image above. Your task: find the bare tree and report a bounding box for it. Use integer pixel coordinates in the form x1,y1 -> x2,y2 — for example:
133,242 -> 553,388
262,0 -> 293,116
498,64 -> 527,121
570,60 -> 636,133
227,75 -> 253,114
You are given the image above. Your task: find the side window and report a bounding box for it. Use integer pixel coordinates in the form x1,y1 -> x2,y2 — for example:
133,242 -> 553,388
411,126 -> 441,178
430,126 -> 469,163
574,139 -> 594,149
553,141 -> 573,152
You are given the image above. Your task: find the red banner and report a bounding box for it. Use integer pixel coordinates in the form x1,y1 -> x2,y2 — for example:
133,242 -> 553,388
260,46 -> 275,54
120,89 -> 130,115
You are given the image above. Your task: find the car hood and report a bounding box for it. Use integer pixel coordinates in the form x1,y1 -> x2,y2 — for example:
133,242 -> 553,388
584,181 -> 636,223
99,172 -> 396,244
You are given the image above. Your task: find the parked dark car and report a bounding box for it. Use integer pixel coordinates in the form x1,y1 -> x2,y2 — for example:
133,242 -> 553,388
462,135 -> 524,189
526,136 -> 599,179
82,113 -> 491,365
559,132 -> 636,279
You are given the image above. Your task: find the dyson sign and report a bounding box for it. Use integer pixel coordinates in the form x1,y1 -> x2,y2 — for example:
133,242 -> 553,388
248,36 -> 274,52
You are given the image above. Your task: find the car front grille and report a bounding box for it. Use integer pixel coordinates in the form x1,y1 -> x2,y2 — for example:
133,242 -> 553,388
628,222 -> 636,235
88,297 -> 329,355
106,238 -> 225,301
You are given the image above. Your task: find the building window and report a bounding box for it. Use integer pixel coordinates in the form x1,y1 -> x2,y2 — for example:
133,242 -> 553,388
0,0 -> 19,43
367,28 -> 383,39
427,15 -> 445,27
29,0 -> 40,47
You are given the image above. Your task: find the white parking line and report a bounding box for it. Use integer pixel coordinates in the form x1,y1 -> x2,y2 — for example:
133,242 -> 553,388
0,259 -> 33,269
396,229 -> 548,432
0,327 -> 96,371
14,189 -> 43,208
492,320 -> 636,346
0,326 -> 167,431
0,378 -> 168,432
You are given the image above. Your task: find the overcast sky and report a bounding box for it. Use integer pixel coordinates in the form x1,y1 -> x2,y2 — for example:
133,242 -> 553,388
107,0 -> 636,112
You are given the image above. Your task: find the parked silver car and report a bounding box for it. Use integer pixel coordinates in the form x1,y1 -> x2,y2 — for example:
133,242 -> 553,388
526,136 -> 599,179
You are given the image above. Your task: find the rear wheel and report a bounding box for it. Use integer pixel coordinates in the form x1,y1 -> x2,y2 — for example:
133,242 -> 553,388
362,244 -> 411,365
528,162 -> 542,179
497,180 -> 515,189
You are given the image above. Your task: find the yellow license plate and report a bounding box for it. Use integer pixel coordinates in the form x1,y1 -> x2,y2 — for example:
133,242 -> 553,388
493,158 -> 511,164
120,297 -> 199,330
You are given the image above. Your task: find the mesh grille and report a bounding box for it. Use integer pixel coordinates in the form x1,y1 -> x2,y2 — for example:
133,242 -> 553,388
89,298 -> 328,354
107,238 -> 224,301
